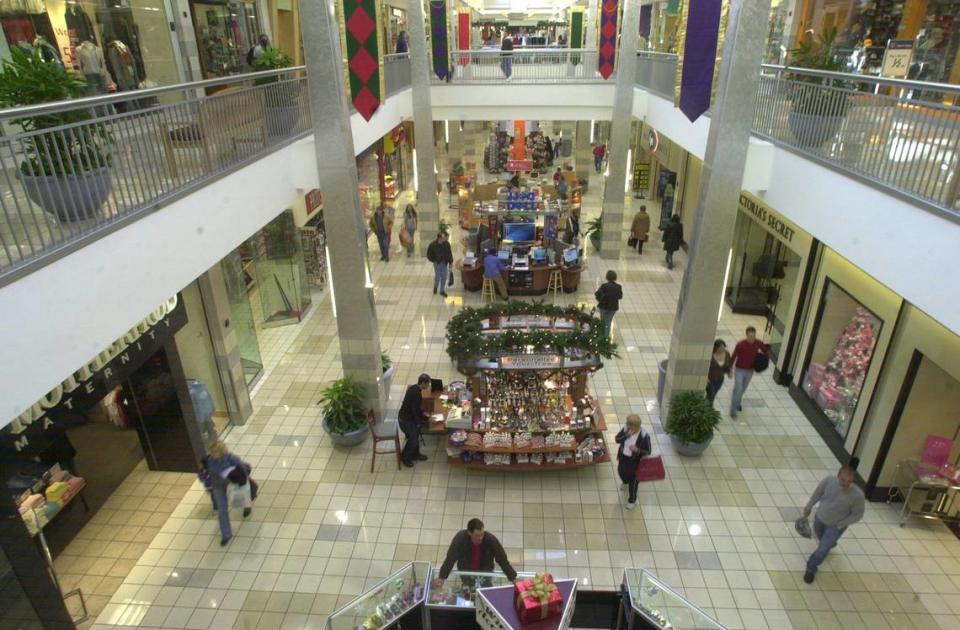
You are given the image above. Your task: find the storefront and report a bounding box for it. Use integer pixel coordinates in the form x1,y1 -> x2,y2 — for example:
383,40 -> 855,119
725,192 -> 815,372
0,296 -> 210,558
189,0 -> 263,79
787,248 -> 902,461
636,125 -> 690,231
357,143 -> 384,224
1,0 -> 183,91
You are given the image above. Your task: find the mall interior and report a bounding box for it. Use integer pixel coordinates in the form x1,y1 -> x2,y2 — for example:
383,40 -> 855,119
0,0 -> 959,627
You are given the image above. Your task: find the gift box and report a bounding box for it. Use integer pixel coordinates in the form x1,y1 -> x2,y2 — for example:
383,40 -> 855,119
815,385 -> 844,410
514,573 -> 563,623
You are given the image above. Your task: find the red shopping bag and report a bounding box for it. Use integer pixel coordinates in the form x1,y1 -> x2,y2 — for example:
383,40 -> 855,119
635,455 -> 665,482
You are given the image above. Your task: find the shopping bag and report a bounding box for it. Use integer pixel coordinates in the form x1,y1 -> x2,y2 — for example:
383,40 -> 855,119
249,478 -> 259,501
627,236 -> 638,247
448,269 -> 454,286
228,482 -> 252,509
635,455 -> 666,482
399,228 -> 411,247
794,515 -> 812,538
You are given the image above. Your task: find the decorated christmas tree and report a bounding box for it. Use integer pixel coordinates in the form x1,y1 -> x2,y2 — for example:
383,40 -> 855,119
817,306 -> 877,433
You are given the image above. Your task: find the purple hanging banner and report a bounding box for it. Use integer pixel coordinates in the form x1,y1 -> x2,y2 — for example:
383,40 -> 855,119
674,0 -> 726,122
430,0 -> 449,80
598,0 -> 619,79
639,5 -> 651,40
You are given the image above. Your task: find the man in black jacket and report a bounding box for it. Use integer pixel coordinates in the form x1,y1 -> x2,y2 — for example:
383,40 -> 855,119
398,373 -> 431,467
432,519 -> 517,587
426,232 -> 454,297
594,269 -> 623,342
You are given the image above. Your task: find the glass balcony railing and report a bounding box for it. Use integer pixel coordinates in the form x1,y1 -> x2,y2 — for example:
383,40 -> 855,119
0,56 -> 412,283
635,51 -> 960,214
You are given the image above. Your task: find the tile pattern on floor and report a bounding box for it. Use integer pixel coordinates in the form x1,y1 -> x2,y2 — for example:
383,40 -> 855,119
87,130 -> 960,630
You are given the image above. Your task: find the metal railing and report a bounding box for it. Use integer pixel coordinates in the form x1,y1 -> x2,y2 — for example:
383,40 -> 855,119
434,49 -> 605,84
0,57 -> 413,282
634,52 -> 960,214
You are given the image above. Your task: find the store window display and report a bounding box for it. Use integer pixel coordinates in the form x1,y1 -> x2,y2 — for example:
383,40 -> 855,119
801,281 -> 883,439
190,0 -> 262,78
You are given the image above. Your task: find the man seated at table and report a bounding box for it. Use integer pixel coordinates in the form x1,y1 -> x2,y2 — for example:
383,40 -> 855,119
483,248 -> 508,299
433,518 -> 518,588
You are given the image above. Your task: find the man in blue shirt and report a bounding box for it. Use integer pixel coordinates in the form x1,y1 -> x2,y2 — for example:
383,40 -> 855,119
483,249 -> 508,299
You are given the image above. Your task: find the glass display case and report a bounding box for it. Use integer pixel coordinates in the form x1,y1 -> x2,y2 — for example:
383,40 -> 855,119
325,561 -> 429,630
623,569 -> 725,630
427,570 -> 532,609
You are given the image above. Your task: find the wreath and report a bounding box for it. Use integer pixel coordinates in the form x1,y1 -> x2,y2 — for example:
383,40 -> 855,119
445,300 -> 618,362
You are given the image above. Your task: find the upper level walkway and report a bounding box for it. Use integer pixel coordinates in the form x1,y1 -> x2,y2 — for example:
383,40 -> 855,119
1,50 -> 957,287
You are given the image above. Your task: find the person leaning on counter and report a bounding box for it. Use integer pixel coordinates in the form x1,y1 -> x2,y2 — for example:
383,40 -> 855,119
432,519 -> 518,587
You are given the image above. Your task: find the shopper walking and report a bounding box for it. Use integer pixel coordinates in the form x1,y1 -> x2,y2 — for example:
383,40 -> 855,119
433,519 -> 518,587
801,464 -> 865,583
483,248 -> 509,299
593,143 -> 606,173
395,31 -> 408,54
615,414 -> 651,510
401,204 -> 418,257
556,177 -> 569,200
563,206 -> 581,243
728,326 -> 769,418
545,135 -> 554,165
706,339 -> 732,404
500,37 -> 514,80
553,167 -> 563,186
594,270 -> 622,341
398,374 -> 431,468
199,440 -> 255,546
662,214 -> 683,269
426,231 -> 453,297
369,206 -> 393,262
629,205 -> 651,254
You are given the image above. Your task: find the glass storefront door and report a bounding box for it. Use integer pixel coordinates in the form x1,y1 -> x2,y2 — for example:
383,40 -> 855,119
190,0 -> 261,78
249,210 -> 312,328
220,250 -> 263,386
726,213 -> 802,360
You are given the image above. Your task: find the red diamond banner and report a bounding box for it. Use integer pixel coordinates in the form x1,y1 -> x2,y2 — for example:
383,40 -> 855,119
598,0 -> 619,79
340,0 -> 384,121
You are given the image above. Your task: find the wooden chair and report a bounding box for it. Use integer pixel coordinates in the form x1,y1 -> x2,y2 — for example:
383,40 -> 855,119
159,87 -> 268,178
367,409 -> 401,472
481,277 -> 497,303
547,268 -> 563,299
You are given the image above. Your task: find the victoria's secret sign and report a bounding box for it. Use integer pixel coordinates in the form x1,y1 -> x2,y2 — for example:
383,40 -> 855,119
5,296 -> 187,452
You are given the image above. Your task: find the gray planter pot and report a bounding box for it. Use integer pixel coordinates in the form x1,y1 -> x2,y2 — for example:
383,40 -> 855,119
323,420 -> 368,447
589,234 -> 601,252
20,167 -> 112,222
381,364 -> 396,400
787,111 -> 844,147
266,103 -> 300,137
670,431 -> 713,456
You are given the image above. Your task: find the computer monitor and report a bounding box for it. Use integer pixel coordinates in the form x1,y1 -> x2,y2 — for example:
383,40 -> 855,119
563,247 -> 578,264
512,246 -> 530,258
431,378 -> 444,392
532,247 -> 546,262
498,249 -> 510,262
504,222 -> 536,242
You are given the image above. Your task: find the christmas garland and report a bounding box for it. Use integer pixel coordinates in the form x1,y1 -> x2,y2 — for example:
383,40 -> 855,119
446,300 -> 618,361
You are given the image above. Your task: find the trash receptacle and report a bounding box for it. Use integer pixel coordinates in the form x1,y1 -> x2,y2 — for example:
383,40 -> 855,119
656,359 -> 668,408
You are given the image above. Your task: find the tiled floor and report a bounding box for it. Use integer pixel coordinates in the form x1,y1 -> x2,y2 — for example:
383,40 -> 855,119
88,133 -> 960,630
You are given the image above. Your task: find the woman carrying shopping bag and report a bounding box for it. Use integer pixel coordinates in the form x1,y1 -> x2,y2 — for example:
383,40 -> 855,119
199,439 -> 256,546
615,414 -> 651,510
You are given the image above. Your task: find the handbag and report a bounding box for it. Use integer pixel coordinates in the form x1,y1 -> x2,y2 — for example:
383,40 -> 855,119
448,269 -> 454,286
754,351 -> 770,373
627,236 -> 638,247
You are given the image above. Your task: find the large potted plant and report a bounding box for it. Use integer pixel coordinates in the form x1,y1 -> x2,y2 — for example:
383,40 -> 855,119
786,27 -> 850,147
0,41 -> 113,222
381,351 -> 396,395
584,215 -> 602,251
253,47 -> 300,137
664,390 -> 720,456
318,376 -> 369,446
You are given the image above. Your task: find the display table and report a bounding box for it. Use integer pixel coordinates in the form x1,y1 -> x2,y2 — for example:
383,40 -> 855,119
476,578 -> 577,630
890,459 -> 960,527
621,568 -> 725,630
459,262 -> 581,295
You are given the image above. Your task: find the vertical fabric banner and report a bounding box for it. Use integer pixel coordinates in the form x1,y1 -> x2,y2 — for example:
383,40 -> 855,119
430,0 -> 450,80
598,0 -> 619,80
569,7 -> 584,65
673,0 -> 729,122
457,9 -> 470,65
513,121 -> 526,160
339,0 -> 385,121
639,5 -> 651,40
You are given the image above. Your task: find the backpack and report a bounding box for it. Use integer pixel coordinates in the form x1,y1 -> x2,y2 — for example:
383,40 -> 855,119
246,46 -> 256,66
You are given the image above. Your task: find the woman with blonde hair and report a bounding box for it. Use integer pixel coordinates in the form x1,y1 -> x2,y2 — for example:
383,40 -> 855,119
615,414 -> 651,510
199,439 -> 254,546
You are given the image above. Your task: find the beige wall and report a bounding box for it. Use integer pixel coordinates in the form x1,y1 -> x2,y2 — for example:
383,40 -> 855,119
679,156 -> 702,239
791,248 -> 903,454
855,305 -> 960,486
174,281 -> 229,415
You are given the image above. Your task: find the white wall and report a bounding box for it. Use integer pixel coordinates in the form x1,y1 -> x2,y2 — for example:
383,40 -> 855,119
0,90 -> 411,424
638,90 -> 960,336
430,84 -> 616,121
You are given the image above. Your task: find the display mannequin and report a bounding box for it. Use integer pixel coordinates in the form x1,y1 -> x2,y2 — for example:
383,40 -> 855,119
76,39 -> 115,94
105,38 -> 139,91
187,379 -> 217,443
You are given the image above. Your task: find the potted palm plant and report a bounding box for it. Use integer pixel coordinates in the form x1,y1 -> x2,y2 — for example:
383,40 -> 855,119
786,27 -> 850,147
0,40 -> 113,222
318,376 -> 369,446
664,390 -> 720,456
381,351 -> 396,395
584,215 -> 602,251
253,47 -> 300,137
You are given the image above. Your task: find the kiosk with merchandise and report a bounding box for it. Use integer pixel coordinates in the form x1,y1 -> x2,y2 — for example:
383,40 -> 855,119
621,569 -> 726,629
437,302 -> 615,471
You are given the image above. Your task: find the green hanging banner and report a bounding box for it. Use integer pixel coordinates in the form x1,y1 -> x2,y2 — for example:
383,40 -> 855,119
569,6 -> 584,65
339,0 -> 386,121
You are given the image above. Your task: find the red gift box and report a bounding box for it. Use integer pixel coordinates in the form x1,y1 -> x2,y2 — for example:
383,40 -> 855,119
816,385 -> 844,410
514,573 -> 563,623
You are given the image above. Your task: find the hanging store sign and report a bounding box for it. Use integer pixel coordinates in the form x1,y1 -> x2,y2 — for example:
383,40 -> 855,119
633,161 -> 650,193
305,189 -> 323,219
499,354 -> 563,369
507,160 -> 533,172
513,121 -> 526,160
3,296 -> 187,454
738,191 -> 811,255
881,40 -> 913,79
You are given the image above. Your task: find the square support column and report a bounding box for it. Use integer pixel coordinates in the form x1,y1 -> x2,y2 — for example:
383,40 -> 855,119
408,0 -> 440,236
574,120 -> 592,182
663,0 -> 773,403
